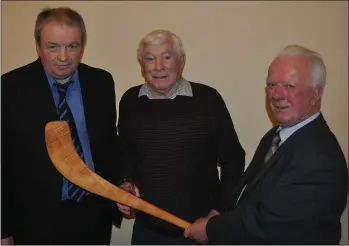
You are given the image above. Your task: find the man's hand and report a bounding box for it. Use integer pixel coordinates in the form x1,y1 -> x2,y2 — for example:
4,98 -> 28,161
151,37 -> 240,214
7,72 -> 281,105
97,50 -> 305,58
1,236 -> 14,245
184,217 -> 210,244
207,209 -> 220,219
184,209 -> 219,244
116,181 -> 140,219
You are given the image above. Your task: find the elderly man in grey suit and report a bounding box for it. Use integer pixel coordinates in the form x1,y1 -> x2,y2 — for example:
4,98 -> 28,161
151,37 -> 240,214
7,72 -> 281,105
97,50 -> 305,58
184,45 -> 348,245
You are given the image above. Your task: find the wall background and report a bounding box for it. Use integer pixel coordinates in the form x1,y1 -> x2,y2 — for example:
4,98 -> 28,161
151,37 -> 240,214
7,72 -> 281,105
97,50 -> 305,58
1,1 -> 348,244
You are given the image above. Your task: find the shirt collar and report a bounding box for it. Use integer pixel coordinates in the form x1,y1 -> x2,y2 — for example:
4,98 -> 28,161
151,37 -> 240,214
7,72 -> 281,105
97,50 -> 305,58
45,69 -> 79,88
278,111 -> 321,144
138,77 -> 193,99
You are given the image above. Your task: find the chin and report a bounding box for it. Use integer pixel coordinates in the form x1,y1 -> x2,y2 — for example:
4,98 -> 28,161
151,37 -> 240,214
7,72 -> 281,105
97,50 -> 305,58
153,82 -> 175,90
54,74 -> 73,80
275,117 -> 297,127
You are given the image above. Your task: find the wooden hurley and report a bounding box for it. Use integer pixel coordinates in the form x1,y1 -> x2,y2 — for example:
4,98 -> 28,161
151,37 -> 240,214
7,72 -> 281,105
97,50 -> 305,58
45,120 -> 191,230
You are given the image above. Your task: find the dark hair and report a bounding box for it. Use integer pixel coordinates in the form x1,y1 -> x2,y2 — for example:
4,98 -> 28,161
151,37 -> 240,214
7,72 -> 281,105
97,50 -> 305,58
34,7 -> 87,45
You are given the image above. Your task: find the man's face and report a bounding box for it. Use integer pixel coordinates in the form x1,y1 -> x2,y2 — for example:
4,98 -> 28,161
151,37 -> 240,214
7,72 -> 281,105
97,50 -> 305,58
140,39 -> 185,91
36,21 -> 84,80
266,56 -> 322,127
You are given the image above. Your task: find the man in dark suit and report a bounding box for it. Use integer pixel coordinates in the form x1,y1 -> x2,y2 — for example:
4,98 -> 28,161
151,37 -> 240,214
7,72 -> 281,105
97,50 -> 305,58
1,7 -> 121,244
184,45 -> 349,244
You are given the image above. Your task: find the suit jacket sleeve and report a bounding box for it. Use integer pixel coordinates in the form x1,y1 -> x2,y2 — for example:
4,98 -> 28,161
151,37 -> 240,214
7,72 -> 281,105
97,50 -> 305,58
117,90 -> 134,183
213,91 -> 245,212
103,71 -> 121,182
1,75 -> 12,238
1,112 -> 12,238
96,71 -> 123,226
206,146 -> 348,244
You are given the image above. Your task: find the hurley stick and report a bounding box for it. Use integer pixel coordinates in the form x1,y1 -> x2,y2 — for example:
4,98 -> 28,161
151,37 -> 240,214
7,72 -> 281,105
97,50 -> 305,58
45,121 -> 191,229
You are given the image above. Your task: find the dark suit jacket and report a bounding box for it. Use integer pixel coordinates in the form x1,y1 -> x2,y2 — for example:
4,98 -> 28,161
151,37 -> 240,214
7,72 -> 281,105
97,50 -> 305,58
1,59 -> 122,244
207,114 -> 348,244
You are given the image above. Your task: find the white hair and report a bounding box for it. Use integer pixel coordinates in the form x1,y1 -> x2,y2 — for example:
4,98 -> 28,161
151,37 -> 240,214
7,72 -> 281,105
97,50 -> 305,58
275,45 -> 327,88
137,30 -> 185,62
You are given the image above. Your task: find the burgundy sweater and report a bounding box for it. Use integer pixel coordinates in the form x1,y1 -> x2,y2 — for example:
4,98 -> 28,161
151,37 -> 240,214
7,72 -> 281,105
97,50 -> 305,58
118,82 -> 245,234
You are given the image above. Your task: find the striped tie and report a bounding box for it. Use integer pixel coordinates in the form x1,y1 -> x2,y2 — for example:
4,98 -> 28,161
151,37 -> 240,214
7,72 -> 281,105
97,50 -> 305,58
236,131 -> 281,205
264,132 -> 281,163
56,82 -> 86,202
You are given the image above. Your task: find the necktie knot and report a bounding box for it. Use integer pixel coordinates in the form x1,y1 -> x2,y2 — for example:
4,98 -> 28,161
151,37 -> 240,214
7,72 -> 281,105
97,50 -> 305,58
271,132 -> 281,146
55,81 -> 72,95
264,131 -> 281,163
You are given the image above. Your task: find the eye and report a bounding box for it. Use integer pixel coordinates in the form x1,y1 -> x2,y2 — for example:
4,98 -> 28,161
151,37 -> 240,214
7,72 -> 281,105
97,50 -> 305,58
285,84 -> 295,89
144,56 -> 154,62
163,55 -> 171,60
266,81 -> 275,88
47,44 -> 59,51
67,43 -> 80,50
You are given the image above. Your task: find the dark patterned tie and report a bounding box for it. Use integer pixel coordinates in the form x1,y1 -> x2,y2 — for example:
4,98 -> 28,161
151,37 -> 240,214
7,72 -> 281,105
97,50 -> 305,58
236,132 -> 282,205
264,131 -> 281,163
56,82 -> 86,202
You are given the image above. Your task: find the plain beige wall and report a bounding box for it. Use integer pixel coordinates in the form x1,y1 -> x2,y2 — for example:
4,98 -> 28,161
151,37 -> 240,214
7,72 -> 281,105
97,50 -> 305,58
2,1 -> 348,244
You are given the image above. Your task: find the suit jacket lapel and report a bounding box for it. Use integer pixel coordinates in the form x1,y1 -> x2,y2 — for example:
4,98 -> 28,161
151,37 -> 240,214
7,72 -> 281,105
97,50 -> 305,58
26,59 -> 62,197
77,64 -> 95,147
250,114 -> 327,187
250,140 -> 286,186
246,127 -> 279,185
31,59 -> 59,122
227,127 -> 278,209
235,115 -> 328,207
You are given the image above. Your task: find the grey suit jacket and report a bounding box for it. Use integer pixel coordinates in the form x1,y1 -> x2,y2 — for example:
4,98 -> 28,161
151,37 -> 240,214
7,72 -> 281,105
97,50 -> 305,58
207,114 -> 348,244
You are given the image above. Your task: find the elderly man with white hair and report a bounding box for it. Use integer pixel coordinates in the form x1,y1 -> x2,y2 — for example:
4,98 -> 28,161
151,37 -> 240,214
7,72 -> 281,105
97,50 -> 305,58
184,45 -> 348,245
116,30 -> 245,244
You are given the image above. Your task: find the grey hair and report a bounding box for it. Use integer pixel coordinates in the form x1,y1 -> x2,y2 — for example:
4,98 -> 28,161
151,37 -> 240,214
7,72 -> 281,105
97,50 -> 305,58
275,45 -> 327,88
137,30 -> 185,62
34,7 -> 87,45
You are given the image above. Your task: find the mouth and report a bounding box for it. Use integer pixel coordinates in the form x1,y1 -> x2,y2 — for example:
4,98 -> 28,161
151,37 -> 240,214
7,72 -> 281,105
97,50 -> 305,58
152,75 -> 168,80
273,105 -> 290,110
271,98 -> 290,111
56,64 -> 71,69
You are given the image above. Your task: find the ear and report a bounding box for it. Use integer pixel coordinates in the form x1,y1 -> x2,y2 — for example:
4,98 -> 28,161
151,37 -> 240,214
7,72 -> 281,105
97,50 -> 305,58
310,85 -> 323,105
179,54 -> 186,74
140,63 -> 146,78
80,40 -> 87,56
35,42 -> 40,56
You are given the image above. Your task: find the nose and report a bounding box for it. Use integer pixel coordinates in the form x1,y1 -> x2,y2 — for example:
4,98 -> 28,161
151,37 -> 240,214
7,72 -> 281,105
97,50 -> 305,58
57,48 -> 69,62
272,84 -> 286,99
154,57 -> 164,70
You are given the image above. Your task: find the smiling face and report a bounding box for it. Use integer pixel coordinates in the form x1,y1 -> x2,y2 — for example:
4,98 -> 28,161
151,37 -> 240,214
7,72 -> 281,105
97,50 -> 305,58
266,56 -> 323,127
139,39 -> 185,92
36,21 -> 84,80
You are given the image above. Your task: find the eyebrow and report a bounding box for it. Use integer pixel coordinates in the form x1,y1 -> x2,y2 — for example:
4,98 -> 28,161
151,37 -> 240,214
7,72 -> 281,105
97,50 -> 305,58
144,50 -> 173,56
266,79 -> 294,85
46,41 -> 81,45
